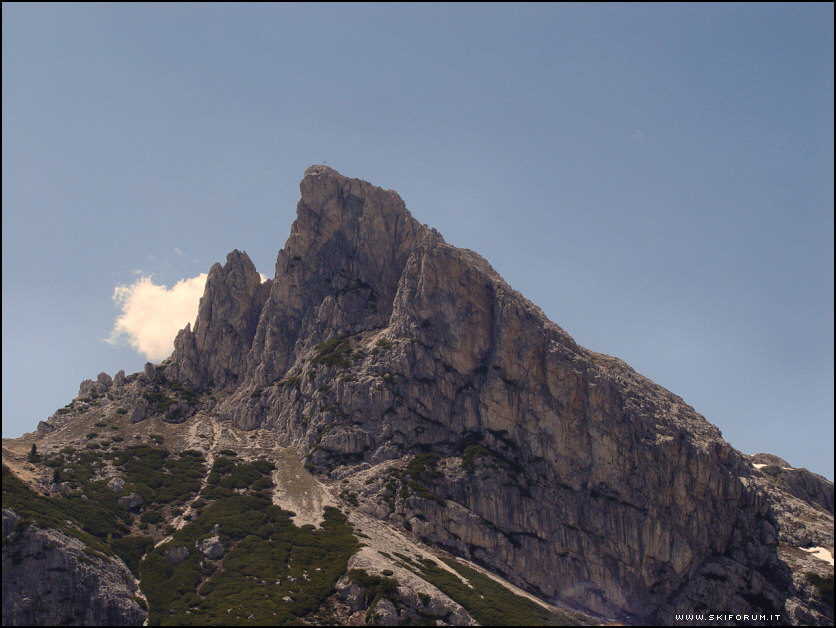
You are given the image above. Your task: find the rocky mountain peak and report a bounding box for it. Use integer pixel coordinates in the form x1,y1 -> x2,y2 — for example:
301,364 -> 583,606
10,166 -> 832,626
167,248 -> 269,391
285,164 -> 427,282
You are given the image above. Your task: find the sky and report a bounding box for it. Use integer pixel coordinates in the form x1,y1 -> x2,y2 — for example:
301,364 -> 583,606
2,3 -> 833,480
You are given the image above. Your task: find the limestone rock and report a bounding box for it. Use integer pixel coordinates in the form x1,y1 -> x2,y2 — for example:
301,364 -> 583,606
368,597 -> 399,626
49,482 -> 70,494
113,369 -> 128,386
158,166 -> 832,622
17,166 -> 832,625
195,536 -> 224,560
2,509 -> 22,538
1,510 -> 145,626
117,492 -> 143,510
142,362 -> 157,383
107,477 -> 125,493
167,250 -> 268,390
756,463 -> 834,514
164,546 -> 189,566
336,578 -> 367,612
130,402 -> 154,424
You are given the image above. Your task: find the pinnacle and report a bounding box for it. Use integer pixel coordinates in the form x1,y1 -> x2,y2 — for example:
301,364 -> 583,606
303,164 -> 340,177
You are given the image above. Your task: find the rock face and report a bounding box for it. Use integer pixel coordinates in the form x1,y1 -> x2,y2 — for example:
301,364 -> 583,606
750,455 -> 834,514
195,536 -> 224,560
21,165 -> 834,625
164,546 -> 190,566
117,492 -> 144,510
169,250 -> 270,391
162,165 -> 834,622
1,509 -> 145,626
107,477 -> 125,493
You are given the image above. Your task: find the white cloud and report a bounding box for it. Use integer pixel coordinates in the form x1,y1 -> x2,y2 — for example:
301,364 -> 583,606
107,274 -> 208,361
630,129 -> 644,140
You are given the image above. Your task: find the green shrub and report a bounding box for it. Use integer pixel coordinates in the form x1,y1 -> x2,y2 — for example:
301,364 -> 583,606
280,375 -> 301,389
111,535 -> 154,575
139,498 -> 358,625
140,510 -> 162,524
311,335 -> 353,369
347,569 -> 400,610
462,445 -> 489,472
808,572 -> 834,606
406,556 -> 577,625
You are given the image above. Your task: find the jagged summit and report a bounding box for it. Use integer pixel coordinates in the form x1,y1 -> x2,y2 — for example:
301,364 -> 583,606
158,166 -> 818,619
6,167 -> 833,626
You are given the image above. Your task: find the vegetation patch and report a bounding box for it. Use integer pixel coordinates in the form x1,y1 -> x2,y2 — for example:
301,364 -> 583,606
205,455 -> 275,494
346,568 -> 400,614
165,379 -> 199,406
141,492 -> 359,625
278,374 -> 302,390
311,335 -> 353,369
388,453 -> 446,507
406,555 -> 579,625
2,464 -> 113,557
143,389 -> 174,413
3,444 -> 210,579
461,445 -> 489,472
7,445 -> 364,626
807,572 -> 834,607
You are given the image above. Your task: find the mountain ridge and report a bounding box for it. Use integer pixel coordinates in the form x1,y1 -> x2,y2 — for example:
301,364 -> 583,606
3,165 -> 833,626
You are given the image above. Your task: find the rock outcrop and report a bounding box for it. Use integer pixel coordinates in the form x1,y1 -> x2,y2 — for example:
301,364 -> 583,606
168,249 -> 270,391
167,166 -> 828,621
195,536 -> 224,560
1,509 -> 146,626
18,165 -> 833,625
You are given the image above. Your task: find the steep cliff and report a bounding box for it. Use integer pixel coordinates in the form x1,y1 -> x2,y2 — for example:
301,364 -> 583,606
6,165 -> 833,626
161,165 -> 830,622
2,509 -> 146,626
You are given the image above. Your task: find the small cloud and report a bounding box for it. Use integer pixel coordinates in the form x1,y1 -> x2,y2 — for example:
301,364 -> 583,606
259,272 -> 269,283
174,246 -> 183,256
107,273 -> 208,361
630,129 -> 644,140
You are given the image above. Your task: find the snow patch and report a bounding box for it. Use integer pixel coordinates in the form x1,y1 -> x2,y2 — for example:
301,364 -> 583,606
801,546 -> 835,566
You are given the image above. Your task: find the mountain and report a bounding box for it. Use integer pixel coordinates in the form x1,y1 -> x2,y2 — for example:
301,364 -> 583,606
3,165 -> 833,626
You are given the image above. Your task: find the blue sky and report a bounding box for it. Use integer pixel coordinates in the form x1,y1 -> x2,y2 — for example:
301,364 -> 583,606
3,3 -> 833,479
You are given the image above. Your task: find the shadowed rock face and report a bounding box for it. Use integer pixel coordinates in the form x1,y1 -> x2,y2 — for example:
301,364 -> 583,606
30,166 -> 829,625
2,509 -> 145,626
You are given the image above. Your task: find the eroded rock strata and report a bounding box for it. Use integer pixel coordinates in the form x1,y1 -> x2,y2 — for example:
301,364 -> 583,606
5,165 -> 833,626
